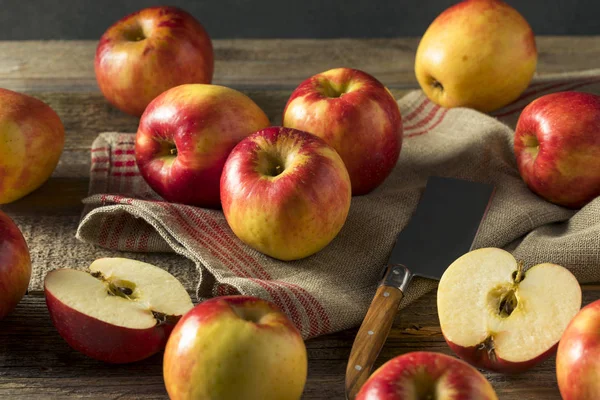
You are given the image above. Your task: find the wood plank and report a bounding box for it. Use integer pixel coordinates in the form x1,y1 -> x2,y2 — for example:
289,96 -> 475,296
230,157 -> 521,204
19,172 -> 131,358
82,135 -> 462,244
2,289 -> 598,399
1,37 -> 599,92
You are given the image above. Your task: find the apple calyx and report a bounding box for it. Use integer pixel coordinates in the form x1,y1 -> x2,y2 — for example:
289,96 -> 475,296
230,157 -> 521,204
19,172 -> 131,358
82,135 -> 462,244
431,78 -> 444,92
522,134 -> 540,159
123,24 -> 146,42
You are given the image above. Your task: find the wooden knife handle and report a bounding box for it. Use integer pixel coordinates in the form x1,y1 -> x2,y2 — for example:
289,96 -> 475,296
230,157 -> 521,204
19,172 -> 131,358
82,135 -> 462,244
345,285 -> 404,399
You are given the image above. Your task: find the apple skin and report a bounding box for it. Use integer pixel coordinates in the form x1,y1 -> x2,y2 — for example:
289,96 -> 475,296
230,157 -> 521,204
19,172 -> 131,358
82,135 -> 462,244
556,299 -> 600,400
283,67 -> 402,195
356,351 -> 498,400
44,269 -> 178,364
0,211 -> 31,319
514,91 -> 600,208
95,6 -> 214,116
444,333 -> 557,374
163,295 -> 307,400
0,88 -> 65,204
415,0 -> 537,112
135,84 -> 270,208
220,126 -> 351,261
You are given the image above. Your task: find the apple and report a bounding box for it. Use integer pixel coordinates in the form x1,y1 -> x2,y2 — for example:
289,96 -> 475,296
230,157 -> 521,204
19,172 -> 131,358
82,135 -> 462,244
0,210 -> 31,319
356,351 -> 498,400
283,67 -> 402,195
135,84 -> 270,208
514,91 -> 600,208
0,88 -> 64,204
437,247 -> 581,373
556,299 -> 600,400
415,0 -> 537,112
44,258 -> 193,363
220,126 -> 351,261
95,6 -> 214,116
163,295 -> 307,400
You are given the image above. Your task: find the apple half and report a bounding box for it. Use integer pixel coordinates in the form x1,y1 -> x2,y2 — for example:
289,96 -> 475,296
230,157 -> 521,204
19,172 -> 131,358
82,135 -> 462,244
437,248 -> 581,373
44,258 -> 193,363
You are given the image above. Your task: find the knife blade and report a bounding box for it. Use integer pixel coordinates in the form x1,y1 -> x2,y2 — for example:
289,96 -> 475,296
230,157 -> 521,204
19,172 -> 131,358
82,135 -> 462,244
345,176 -> 495,399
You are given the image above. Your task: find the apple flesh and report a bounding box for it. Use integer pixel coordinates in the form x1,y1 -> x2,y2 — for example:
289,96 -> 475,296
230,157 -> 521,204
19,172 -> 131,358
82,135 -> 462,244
514,91 -> 600,208
164,295 -> 307,400
220,126 -> 351,261
0,211 -> 31,319
44,258 -> 193,363
556,299 -> 600,400
437,248 -> 581,373
135,84 -> 270,208
95,6 -> 214,116
415,0 -> 537,112
0,88 -> 64,204
283,67 -> 402,195
356,351 -> 498,400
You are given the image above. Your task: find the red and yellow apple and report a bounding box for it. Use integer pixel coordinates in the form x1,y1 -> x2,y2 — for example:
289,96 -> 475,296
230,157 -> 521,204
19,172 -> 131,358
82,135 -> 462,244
514,91 -> 600,208
0,210 -> 31,319
415,0 -> 537,112
220,126 -> 351,260
437,248 -> 581,373
95,6 -> 214,116
356,351 -> 498,400
44,258 -> 193,363
556,299 -> 600,400
283,67 -> 402,195
0,88 -> 64,204
163,295 -> 307,400
135,84 -> 270,208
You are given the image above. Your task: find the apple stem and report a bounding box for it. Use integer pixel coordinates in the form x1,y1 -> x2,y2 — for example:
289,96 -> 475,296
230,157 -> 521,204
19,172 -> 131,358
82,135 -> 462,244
170,148 -> 178,156
514,262 -> 525,283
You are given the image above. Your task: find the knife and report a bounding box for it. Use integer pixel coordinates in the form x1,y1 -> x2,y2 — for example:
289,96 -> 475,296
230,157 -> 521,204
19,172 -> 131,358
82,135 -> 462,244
345,176 -> 495,399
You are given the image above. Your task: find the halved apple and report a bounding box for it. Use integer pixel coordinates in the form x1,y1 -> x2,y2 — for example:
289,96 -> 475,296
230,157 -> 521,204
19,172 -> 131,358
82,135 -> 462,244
437,248 -> 581,373
44,258 -> 193,364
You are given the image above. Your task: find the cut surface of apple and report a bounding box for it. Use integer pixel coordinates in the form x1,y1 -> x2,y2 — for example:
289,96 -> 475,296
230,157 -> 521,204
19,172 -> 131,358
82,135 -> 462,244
44,258 -> 193,363
437,248 -> 581,373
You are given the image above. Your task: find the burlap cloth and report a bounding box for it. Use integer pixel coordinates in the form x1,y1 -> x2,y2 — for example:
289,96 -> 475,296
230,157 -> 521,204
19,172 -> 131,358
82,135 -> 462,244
72,71 -> 600,339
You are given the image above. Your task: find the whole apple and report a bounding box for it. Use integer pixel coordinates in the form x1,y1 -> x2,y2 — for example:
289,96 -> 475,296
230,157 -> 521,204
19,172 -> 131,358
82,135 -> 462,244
163,296 -> 307,400
356,352 -> 498,400
556,299 -> 600,400
95,6 -> 214,116
0,88 -> 64,204
221,126 -> 351,261
437,248 -> 581,373
283,67 -> 402,195
45,258 -> 193,363
135,84 -> 270,208
514,91 -> 600,208
0,211 -> 31,319
415,0 -> 537,112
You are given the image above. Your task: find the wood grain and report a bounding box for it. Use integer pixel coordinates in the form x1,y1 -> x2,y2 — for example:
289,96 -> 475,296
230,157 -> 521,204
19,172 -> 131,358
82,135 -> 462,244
1,37 -> 599,92
346,285 -> 404,399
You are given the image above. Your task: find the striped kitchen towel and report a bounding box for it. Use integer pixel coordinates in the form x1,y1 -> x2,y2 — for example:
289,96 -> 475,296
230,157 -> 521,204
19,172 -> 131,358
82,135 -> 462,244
77,71 -> 600,339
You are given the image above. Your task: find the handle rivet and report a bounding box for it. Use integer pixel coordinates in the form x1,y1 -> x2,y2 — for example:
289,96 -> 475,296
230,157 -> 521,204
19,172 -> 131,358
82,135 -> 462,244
355,365 -> 362,371
383,291 -> 390,297
393,269 -> 400,274
368,330 -> 374,335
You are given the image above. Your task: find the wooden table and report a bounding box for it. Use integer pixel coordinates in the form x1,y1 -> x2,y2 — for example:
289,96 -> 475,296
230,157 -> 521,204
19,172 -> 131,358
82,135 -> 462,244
1,37 -> 599,399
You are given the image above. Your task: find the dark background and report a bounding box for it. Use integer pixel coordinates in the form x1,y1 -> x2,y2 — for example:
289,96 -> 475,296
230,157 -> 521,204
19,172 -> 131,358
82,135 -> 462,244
1,0 -> 598,39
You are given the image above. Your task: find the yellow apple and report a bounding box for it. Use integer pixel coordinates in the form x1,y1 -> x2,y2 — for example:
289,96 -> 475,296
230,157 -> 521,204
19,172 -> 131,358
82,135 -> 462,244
415,0 -> 537,112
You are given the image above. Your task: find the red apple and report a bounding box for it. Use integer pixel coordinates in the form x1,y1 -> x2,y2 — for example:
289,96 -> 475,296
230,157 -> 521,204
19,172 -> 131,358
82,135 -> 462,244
95,6 -> 214,116
437,248 -> 582,373
0,88 -> 64,204
220,126 -> 351,260
356,352 -> 498,400
44,258 -> 193,363
163,296 -> 307,400
283,67 -> 402,195
556,299 -> 600,400
514,91 -> 600,208
135,84 -> 270,208
0,210 -> 31,319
